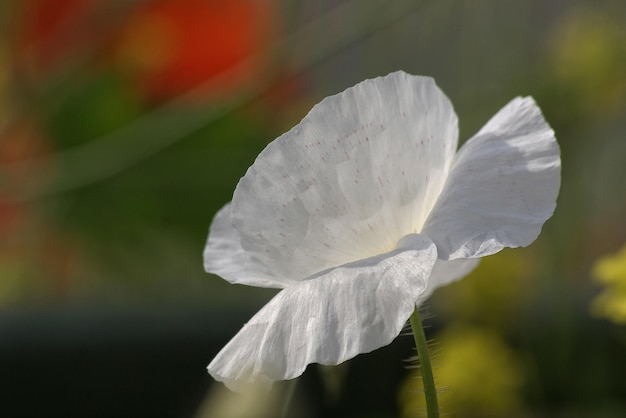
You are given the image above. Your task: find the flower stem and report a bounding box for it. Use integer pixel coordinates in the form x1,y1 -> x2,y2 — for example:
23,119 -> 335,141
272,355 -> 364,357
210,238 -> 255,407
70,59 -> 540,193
409,307 -> 439,418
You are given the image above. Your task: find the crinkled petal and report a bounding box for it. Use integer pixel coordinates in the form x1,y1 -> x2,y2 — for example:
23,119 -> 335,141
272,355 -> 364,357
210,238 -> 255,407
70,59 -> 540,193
204,203 -> 295,288
231,71 -> 458,281
419,258 -> 480,303
422,97 -> 560,260
208,234 -> 437,391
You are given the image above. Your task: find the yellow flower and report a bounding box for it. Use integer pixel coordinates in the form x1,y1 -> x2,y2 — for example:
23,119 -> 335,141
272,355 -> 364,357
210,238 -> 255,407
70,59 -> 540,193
399,324 -> 525,418
591,245 -> 626,324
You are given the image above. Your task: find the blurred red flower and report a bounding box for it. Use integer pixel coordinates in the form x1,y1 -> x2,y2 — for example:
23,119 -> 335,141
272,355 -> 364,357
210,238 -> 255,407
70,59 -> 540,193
14,0 -> 276,100
112,0 -> 276,100
0,121 -> 49,235
14,0 -> 100,76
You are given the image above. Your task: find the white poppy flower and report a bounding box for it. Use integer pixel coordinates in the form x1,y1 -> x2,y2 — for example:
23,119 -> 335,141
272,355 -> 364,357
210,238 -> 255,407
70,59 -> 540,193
204,71 -> 560,392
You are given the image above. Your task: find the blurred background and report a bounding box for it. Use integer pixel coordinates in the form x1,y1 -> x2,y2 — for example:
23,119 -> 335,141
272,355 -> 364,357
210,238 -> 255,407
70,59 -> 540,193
1,0 -> 626,417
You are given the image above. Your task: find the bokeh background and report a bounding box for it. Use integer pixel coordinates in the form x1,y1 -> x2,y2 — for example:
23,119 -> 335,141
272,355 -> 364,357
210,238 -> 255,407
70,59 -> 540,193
1,0 -> 626,417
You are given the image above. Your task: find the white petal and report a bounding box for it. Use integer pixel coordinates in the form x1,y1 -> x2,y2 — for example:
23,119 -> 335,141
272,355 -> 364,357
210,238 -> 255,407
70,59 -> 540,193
231,71 -> 458,281
208,234 -> 437,391
419,258 -> 480,303
422,97 -> 561,260
204,203 -> 295,288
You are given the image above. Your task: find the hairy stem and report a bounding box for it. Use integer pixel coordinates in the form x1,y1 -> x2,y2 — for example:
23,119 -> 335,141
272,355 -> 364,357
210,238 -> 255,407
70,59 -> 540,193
409,307 -> 439,418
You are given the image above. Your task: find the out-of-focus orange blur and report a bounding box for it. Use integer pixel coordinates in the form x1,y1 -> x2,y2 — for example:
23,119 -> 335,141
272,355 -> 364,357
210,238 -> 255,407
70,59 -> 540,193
111,0 -> 275,99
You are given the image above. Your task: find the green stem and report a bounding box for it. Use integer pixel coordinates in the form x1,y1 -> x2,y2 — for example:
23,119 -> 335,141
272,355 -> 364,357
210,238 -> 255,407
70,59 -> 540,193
409,307 -> 439,418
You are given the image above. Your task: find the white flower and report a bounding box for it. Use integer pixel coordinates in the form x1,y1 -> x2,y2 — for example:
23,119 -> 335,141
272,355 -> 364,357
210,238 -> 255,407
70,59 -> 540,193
203,71 -> 560,391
